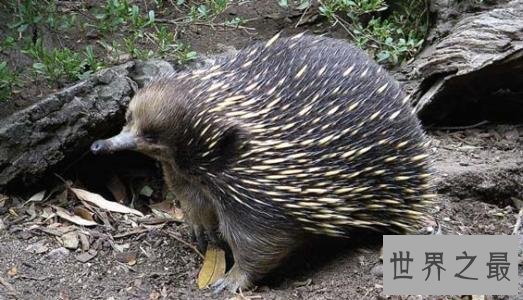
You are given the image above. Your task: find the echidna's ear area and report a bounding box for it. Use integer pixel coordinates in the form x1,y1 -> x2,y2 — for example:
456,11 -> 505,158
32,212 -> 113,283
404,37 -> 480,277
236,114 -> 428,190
212,123 -> 250,172
172,118 -> 251,175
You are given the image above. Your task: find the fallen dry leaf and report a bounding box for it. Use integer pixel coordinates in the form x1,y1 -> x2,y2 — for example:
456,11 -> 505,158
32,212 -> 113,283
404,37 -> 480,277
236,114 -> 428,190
7,266 -> 17,277
197,245 -> 226,289
53,206 -> 98,227
70,188 -> 144,217
40,206 -> 55,220
75,250 -> 98,263
78,232 -> 90,251
27,190 -> 45,203
150,200 -> 184,222
140,185 -> 154,197
107,175 -> 128,203
74,207 -> 95,222
149,291 -> 161,300
115,252 -> 137,266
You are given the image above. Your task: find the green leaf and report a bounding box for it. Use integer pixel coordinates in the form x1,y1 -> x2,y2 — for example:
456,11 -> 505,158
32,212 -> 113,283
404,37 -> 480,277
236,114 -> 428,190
148,10 -> 155,23
278,0 -> 288,8
32,62 -> 46,72
297,0 -> 310,10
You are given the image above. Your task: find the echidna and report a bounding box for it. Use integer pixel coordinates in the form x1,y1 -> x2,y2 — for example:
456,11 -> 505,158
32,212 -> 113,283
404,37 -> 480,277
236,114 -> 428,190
91,33 -> 432,292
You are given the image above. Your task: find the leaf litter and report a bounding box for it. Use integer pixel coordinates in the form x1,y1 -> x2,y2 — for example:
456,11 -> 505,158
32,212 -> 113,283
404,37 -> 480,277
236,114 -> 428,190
0,180 -> 214,291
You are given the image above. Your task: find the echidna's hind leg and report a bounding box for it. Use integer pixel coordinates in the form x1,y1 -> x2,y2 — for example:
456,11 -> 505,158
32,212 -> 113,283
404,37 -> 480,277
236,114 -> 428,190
211,217 -> 300,293
211,263 -> 252,293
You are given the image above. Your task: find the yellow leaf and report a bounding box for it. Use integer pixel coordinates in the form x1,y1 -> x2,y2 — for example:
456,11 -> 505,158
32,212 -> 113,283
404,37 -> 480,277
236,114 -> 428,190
197,246 -> 226,289
7,266 -> 17,277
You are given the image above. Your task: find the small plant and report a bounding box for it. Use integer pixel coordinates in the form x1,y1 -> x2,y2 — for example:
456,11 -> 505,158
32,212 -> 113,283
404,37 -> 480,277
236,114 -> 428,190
154,25 -> 177,56
91,0 -> 156,35
279,0 -> 427,66
84,46 -> 105,74
0,36 -> 16,53
278,0 -> 310,10
185,0 -> 230,21
172,43 -> 198,64
23,39 -> 95,84
224,17 -> 246,27
9,0 -> 43,34
46,11 -> 79,31
92,0 -> 131,33
123,35 -> 155,60
0,61 -> 18,101
128,5 -> 156,32
150,26 -> 197,63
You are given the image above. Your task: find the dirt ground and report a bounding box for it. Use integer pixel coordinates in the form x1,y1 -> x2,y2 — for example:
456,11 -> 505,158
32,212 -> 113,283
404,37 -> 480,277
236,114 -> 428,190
1,124 -> 522,300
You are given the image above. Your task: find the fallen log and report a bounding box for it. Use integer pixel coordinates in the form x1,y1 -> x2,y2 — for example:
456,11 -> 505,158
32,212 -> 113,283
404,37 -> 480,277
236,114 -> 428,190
399,0 -> 523,125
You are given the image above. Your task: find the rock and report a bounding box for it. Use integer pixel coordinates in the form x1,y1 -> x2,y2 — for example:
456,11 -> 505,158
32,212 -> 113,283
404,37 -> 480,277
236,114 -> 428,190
399,0 -> 523,125
131,60 -> 175,87
0,62 -> 135,193
46,247 -> 70,259
25,241 -> 49,254
75,249 -> 98,263
370,263 -> 383,277
61,231 -> 79,250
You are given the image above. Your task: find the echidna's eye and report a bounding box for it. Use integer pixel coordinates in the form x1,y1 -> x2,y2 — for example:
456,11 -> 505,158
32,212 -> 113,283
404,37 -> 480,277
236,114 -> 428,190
142,130 -> 158,144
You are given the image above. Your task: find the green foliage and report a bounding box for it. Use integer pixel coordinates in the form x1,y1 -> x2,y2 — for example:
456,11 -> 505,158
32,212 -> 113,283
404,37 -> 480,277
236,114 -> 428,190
181,0 -> 230,21
8,0 -> 78,33
84,46 -> 105,74
278,0 -> 310,10
0,36 -> 16,53
23,39 -> 103,83
92,0 -> 156,34
283,0 -> 428,66
150,26 -> 198,63
0,61 -> 18,101
9,0 -> 43,34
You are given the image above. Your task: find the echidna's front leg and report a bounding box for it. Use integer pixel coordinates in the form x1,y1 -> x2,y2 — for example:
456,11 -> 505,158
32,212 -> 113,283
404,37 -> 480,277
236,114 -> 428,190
162,163 -> 219,251
179,193 -> 219,252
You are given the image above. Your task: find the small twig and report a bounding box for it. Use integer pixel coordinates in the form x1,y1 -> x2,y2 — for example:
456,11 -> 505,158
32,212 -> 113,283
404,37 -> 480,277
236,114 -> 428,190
16,274 -> 52,281
165,229 -> 204,259
429,120 -> 490,131
512,208 -> 523,235
155,18 -> 255,31
114,227 -> 154,239
0,276 -> 17,296
138,217 -> 179,225
295,5 -> 310,28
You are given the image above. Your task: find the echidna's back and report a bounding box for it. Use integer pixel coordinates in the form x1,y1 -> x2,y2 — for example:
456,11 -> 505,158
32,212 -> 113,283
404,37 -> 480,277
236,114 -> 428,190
190,34 -> 431,236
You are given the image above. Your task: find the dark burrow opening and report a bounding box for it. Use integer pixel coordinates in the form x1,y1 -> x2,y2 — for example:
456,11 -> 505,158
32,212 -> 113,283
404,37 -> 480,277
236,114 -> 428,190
417,54 -> 523,127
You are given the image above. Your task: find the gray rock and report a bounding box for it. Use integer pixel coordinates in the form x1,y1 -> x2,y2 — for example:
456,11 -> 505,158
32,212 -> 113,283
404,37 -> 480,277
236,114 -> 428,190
0,62 -> 136,192
45,247 -> 70,259
399,0 -> 523,125
131,60 -> 175,87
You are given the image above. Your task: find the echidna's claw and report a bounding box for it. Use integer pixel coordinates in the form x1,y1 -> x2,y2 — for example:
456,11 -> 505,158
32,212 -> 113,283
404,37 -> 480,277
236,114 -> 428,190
190,225 -> 208,253
210,278 -> 227,294
210,264 -> 252,294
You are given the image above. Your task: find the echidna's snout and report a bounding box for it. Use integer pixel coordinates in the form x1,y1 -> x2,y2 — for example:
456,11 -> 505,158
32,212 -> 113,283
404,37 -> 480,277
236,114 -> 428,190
91,131 -> 137,155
